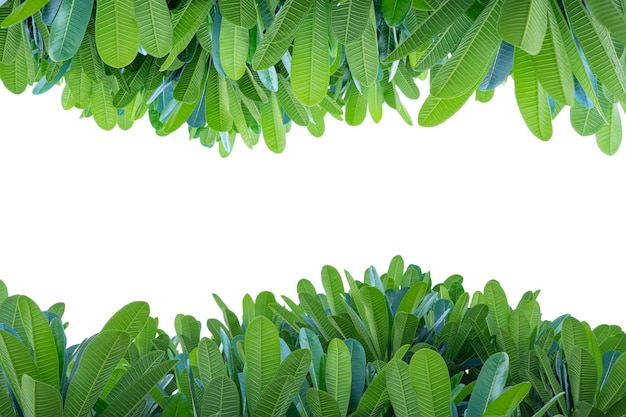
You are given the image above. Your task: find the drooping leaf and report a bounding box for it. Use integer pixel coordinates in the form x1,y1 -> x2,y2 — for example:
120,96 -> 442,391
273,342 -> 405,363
345,6 -> 379,88
330,0 -> 370,44
220,0 -> 256,29
1,0 -> 50,27
595,101 -> 621,156
133,0 -> 172,58
94,0 -> 139,67
382,0 -> 412,27
498,0 -> 547,55
260,91 -> 286,153
479,41 -> 514,91
220,17 -> 249,80
48,0 -> 94,61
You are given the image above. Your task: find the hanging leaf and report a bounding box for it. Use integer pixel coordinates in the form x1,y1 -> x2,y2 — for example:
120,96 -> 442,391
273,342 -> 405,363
0,3 -> 24,64
595,102 -> 621,156
1,0 -> 50,28
291,0 -> 329,106
220,0 -> 256,28
479,41 -> 514,91
570,101 -> 605,136
220,17 -> 249,80
345,7 -> 379,88
382,0 -> 412,27
498,0 -> 547,55
585,0 -> 626,46
330,0 -> 370,44
205,63 -> 233,131
345,82 -> 368,126
134,0 -> 172,58
48,0 -> 94,61
418,88 -> 474,127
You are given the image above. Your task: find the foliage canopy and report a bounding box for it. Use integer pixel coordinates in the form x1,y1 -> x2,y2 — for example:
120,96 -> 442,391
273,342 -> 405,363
1,0 -> 626,155
1,255 -> 626,416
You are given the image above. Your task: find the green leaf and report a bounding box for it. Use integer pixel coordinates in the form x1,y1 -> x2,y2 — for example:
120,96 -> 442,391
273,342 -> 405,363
513,47 -> 553,141
386,358 -> 419,417
483,382 -> 531,416
410,349 -> 452,417
595,102 -> 621,156
345,7 -> 378,88
498,0 -> 547,55
220,0 -> 256,28
563,0 -> 626,103
226,79 -> 256,148
597,351 -> 626,411
392,312 -> 419,354
0,32 -> 29,94
202,375 -> 241,417
383,0 -> 411,27
174,314 -> 201,353
350,365 -> 389,417
252,0 -> 314,70
326,339 -> 352,416
530,6 -> 574,106
585,0 -> 626,46
134,0 -> 173,58
359,286 -> 390,361
101,301 -> 149,341
330,0 -> 370,44
205,64 -> 233,131
244,316 -> 280,414
48,0 -> 94,61
94,0 -> 140,67
1,0 -> 50,28
291,0 -> 329,106
252,375 -> 297,417
383,0 -> 475,63
276,73 -> 309,126
0,3 -> 23,64
0,329 -> 40,405
63,330 -> 131,417
220,17 -> 249,80
21,374 -> 63,417
430,0 -> 503,99
162,392 -> 190,417
174,48 -> 208,103
368,81 -> 383,123
90,79 -> 118,130
465,352 -> 509,417
484,279 -> 510,332
307,388 -> 342,417
417,88 -> 474,127
345,82 -> 368,126
568,346 -> 598,405
260,91 -> 286,153
321,265 -> 347,316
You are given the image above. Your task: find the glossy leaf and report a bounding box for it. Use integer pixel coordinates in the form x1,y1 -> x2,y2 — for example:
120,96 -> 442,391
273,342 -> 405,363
48,0 -> 94,61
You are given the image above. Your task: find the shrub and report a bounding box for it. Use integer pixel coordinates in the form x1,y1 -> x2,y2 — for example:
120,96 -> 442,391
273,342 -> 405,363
0,0 -> 625,154
0,255 -> 624,416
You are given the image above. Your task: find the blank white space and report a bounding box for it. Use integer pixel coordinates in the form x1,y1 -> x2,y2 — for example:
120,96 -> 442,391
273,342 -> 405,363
1,81 -> 624,345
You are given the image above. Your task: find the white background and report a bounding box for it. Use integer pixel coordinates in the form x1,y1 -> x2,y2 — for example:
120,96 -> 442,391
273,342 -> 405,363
1,80 -> 625,346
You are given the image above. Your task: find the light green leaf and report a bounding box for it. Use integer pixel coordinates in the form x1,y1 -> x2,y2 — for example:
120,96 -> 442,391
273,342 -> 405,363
134,0 -> 173,58
260,91 -> 286,153
585,0 -> 626,46
359,286 -> 390,361
345,7 -> 378,88
220,17 -> 249,80
386,359 -> 419,417
0,32 -> 28,93
326,339 -> 352,416
0,329 -> 40,405
95,0 -> 140,68
498,0 -> 547,55
345,82 -> 368,126
202,375 -> 241,417
174,48 -> 208,103
410,349 -> 452,417
530,6 -> 574,106
596,102 -> 621,156
483,382 -> 531,416
307,388 -> 342,417
63,330 -> 131,417
101,301 -> 149,341
430,0 -> 504,99
244,316 -> 280,414
226,79 -> 255,148
484,280 -> 510,332
90,80 -> 118,130
383,0 -> 475,63
513,47 -> 553,141
276,73 -> 309,126
205,64 -> 233,131
220,0 -> 256,28
291,0 -> 329,106
0,3 -> 23,64
48,0 -> 94,62
21,374 -> 63,417
417,88 -> 474,127
1,0 -> 50,28
368,81 -> 383,123
564,0 -> 626,103
252,0 -> 314,70
330,0 -> 370,44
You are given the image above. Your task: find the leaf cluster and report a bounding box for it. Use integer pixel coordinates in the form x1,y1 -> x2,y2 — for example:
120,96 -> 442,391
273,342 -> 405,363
0,255 -> 625,416
1,0 -> 626,154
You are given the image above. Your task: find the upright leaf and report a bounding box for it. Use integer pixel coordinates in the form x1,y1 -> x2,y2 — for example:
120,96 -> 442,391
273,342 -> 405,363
410,349 -> 452,417
465,352 -> 509,417
101,300 -> 150,341
326,339 -> 352,416
382,0 -> 411,27
244,316 -> 280,414
21,375 -> 63,417
386,359 -> 419,417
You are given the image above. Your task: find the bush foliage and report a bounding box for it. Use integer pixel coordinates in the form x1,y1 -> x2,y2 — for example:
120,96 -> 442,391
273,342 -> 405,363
0,0 -> 625,154
0,255 -> 625,416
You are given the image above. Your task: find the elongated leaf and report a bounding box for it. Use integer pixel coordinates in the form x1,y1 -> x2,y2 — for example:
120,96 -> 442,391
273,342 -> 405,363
260,91 -> 285,153
568,346 -> 598,405
484,280 -> 510,332
244,316 -> 280,414
94,0 -> 140,67
386,359 -> 419,417
414,13 -> 474,72
48,0 -> 94,61
585,0 -> 626,47
252,375 -> 297,417
483,382 -> 531,416
383,0 -> 475,62
410,349 -> 452,417
345,7 -> 378,88
326,339 -> 352,416
102,301 -> 150,341
596,99 -> 622,156
22,374 -> 63,417
345,82 -> 368,126
220,17 -> 248,80
276,73 -> 309,126
564,0 -> 626,103
359,286 -> 390,361
1,0 -> 50,27
291,0 -> 329,106
498,0 -> 547,55
330,0 -> 370,44
418,88 -> 474,127
531,6 -> 574,105
203,375 -> 240,417
63,330 -> 131,417
134,0 -> 172,58
174,48 -> 207,103
220,0 -> 256,28
513,47 -> 553,141
205,64 -> 233,131
162,392 -> 190,417
465,352 -> 509,417
350,366 -> 389,417
383,0 -> 411,27
597,352 -> 626,411
252,0 -> 314,70
0,329 -> 40,405
430,0 -> 503,99
307,388 -> 342,417
0,3 -> 22,64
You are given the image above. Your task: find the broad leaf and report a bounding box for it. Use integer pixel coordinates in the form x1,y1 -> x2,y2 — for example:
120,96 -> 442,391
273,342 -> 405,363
134,0 -> 172,58
498,0 -> 547,55
410,349 -> 452,417
244,316 -> 280,414
220,0 -> 256,28
48,0 -> 94,61
330,0 -> 370,44
95,0 -> 139,67
21,374 -> 63,417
